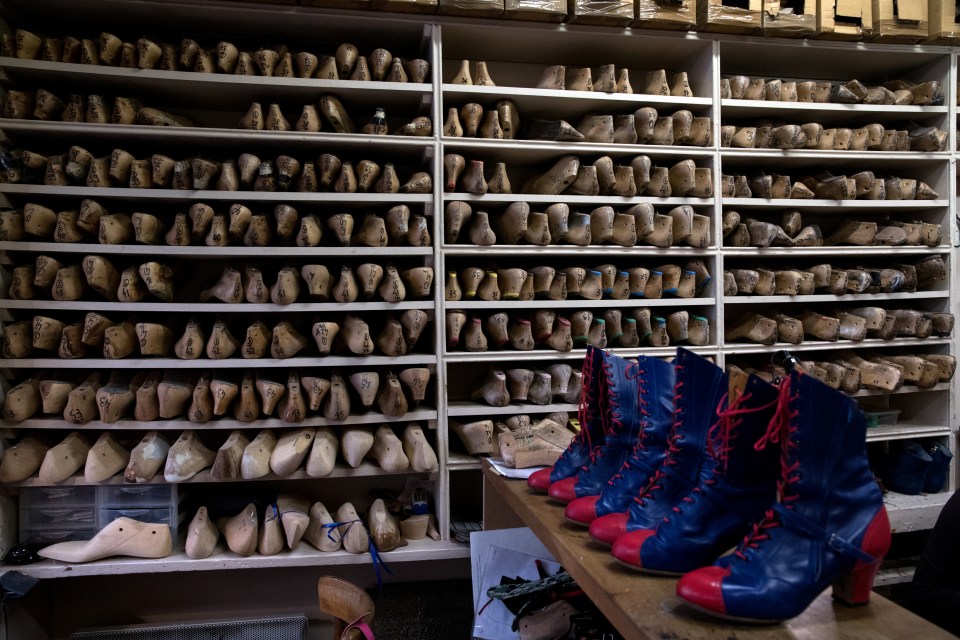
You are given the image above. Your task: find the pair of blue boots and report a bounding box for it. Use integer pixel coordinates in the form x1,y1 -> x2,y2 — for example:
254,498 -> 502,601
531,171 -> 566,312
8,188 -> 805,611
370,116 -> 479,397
527,346 -> 891,623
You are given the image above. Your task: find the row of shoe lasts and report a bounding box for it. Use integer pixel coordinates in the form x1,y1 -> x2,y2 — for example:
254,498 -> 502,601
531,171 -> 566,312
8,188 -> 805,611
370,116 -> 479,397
741,351 -> 956,393
446,308 -> 710,353
3,308 -> 430,361
536,64 -> 694,97
725,308 -> 954,346
721,121 -> 948,153
723,257 -> 946,298
7,252 -> 434,303
467,366 -> 585,409
723,76 -> 944,106
1,367 -> 431,426
451,412 -> 572,458
4,89 -> 192,126
444,201 -> 709,249
8,201 -> 428,249
446,261 -> 709,303
722,210 -> 942,249
8,29 -> 429,84
720,170 -> 939,201
4,145 -> 433,195
446,155 -> 711,199
239,100 -> 432,137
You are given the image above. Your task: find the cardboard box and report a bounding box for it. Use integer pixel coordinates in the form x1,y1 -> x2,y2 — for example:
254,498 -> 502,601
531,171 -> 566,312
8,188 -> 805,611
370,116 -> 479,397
758,0 -> 817,36
566,0 -> 635,25
819,0 -> 870,39
503,0 -> 567,21
697,0 -> 763,32
929,0 -> 960,41
633,0 -> 697,30
870,0 -> 927,40
372,0 -> 438,13
438,0 -> 504,16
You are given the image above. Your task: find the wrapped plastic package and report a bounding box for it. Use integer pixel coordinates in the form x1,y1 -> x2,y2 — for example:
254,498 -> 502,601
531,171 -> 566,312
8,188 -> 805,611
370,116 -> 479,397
566,0 -> 635,25
504,0 -> 567,21
870,0 -> 928,42
633,0 -> 697,30
439,0 -> 504,15
697,0 -> 763,32
929,0 -> 960,42
372,0 -> 438,13
760,0 -> 817,36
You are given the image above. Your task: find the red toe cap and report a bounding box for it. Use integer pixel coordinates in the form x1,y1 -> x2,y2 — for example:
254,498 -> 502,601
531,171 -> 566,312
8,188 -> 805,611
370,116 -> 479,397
611,529 -> 656,569
547,477 -> 578,504
676,565 -> 730,615
588,512 -> 628,547
527,467 -> 554,492
565,496 -> 600,526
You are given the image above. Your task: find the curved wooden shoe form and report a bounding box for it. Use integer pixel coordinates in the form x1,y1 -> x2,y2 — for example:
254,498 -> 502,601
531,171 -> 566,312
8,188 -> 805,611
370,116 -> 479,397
185,506 -> 219,559
270,427 -> 316,476
323,373 -> 351,421
349,371 -> 380,407
471,370 -> 510,407
199,267 -> 243,304
371,425 -> 410,472
187,372 -> 214,423
39,516 -> 172,563
302,376 -> 332,411
279,372 -> 307,423
3,374 -> 41,423
241,321 -> 271,359
84,432 -> 129,483
402,423 -> 438,472
256,374 -> 286,416
39,431 -> 91,483
451,419 -> 495,455
131,371 -> 160,421
335,503 -> 369,554
209,375 -> 239,416
163,431 -> 215,482
271,321 -> 309,359
210,430 -> 249,481
306,427 -> 338,477
398,368 -> 429,407
341,426 -> 375,468
81,255 -> 120,301
218,504 -> 258,557
0,437 -> 49,482
368,498 -> 404,552
304,502 -> 342,552
258,504 -> 285,556
232,371 -> 260,422
377,371 -> 408,418
271,266 -> 301,305
64,372 -> 103,424
240,429 -> 275,479
157,371 -> 197,419
138,261 -> 174,301
277,494 -> 311,549
124,431 -> 169,483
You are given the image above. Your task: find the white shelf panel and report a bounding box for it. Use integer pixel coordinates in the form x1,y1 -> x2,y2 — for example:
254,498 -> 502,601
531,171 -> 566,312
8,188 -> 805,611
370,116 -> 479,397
721,198 -> 948,211
445,452 -> 482,470
447,401 -> 576,417
721,98 -> 948,120
442,245 -> 714,257
0,120 -> 435,150
0,300 -> 435,313
874,564 -> 916,587
0,242 -> 434,257
850,382 -> 951,398
722,246 -> 947,257
441,137 -> 715,159
720,147 -> 949,162
444,346 -> 718,363
1,408 -> 439,431
886,490 -> 954,534
0,355 -> 438,369
444,192 -> 712,206
724,291 -> 948,304
723,337 -> 951,355
13,538 -> 471,579
0,184 -> 432,204
443,84 -> 713,113
447,297 -> 714,310
0,58 -> 431,109
866,423 -> 952,442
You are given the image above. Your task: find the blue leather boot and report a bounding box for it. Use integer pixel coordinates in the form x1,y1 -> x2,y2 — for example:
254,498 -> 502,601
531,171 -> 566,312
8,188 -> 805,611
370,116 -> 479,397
612,373 -> 779,573
547,351 -> 659,504
564,357 -> 674,525
527,345 -> 605,492
884,441 -> 932,495
922,443 -> 952,493
589,348 -> 726,546
677,369 -> 891,623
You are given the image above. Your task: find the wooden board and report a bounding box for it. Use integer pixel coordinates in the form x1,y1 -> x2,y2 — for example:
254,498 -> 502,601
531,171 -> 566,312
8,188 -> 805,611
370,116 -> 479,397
482,462 -> 955,640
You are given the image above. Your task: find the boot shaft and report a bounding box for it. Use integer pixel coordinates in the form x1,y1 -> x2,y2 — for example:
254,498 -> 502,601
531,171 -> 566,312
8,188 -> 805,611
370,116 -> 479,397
664,348 -> 727,479
604,352 -> 673,450
577,344 -> 607,446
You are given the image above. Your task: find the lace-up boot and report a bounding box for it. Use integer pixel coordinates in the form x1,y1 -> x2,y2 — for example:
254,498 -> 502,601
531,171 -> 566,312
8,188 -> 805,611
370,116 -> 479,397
611,373 -> 779,573
676,368 -> 891,622
527,345 -> 604,492
588,348 -> 725,545
564,357 -> 674,525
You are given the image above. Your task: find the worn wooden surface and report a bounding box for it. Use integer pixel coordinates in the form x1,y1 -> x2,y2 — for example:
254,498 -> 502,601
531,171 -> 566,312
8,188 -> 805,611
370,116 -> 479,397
482,461 -> 955,640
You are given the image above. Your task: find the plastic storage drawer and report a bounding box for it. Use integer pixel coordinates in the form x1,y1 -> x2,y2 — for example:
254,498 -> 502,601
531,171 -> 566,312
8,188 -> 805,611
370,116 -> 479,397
19,486 -> 96,508
98,485 -> 178,508
18,527 -> 98,545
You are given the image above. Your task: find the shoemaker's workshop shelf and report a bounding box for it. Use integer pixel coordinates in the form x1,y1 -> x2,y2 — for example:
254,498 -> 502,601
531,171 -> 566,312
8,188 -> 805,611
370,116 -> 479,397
448,297 -> 715,310
721,99 -> 949,121
867,423 -> 953,442
441,138 -> 716,158
0,242 -> 435,257
0,355 -> 440,369
724,291 -> 949,304
722,337 -> 952,355
722,246 -> 949,256
443,346 -> 720,363
885,490 -> 954,533
0,300 -> 436,313
442,193 -> 712,206
442,245 -> 714,256
720,198 -> 949,210
446,401 -> 576,417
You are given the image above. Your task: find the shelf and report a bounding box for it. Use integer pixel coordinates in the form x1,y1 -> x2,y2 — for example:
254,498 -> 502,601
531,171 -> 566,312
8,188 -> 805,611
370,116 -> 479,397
0,185 -> 432,204
850,382 -> 951,398
444,192 -> 712,206
444,345 -> 717,363
0,355 -> 438,369
886,490 -> 954,533
721,99 -> 949,121
0,120 -> 435,152
874,564 -> 916,587
442,245 -> 713,257
722,246 -> 947,257
0,300 -> 435,313
724,291 -> 948,304
441,137 -> 715,159
447,401 -> 576,417
866,423 -> 952,442
0,242 -> 434,257
12,537 -> 471,580
721,198 -> 948,211
447,297 -> 714,310
722,337 -> 951,355
0,408 -> 439,431
720,148 -> 949,164
446,452 -> 482,470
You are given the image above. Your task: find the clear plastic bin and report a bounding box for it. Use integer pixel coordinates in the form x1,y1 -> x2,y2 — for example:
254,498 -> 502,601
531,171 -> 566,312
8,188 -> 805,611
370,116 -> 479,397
19,486 -> 96,508
19,527 -> 97,545
20,507 -> 96,529
98,485 -> 178,508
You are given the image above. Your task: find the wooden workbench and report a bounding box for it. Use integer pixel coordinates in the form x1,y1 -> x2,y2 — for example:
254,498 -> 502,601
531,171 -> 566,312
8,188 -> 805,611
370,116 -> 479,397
482,462 -> 956,639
